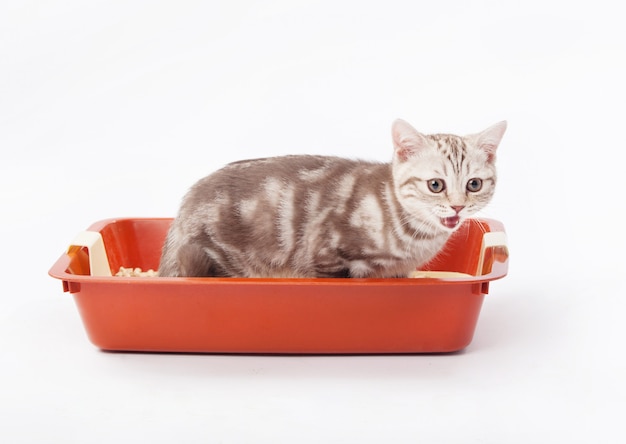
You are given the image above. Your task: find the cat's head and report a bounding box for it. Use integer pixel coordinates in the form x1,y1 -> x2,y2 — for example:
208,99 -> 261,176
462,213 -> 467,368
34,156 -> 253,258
391,119 -> 507,233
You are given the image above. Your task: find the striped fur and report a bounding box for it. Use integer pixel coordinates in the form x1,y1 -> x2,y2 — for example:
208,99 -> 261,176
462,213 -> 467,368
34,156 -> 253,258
159,119 -> 506,277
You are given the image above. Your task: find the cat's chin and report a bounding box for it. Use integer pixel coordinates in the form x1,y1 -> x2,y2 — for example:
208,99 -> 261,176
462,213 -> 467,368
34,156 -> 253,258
440,215 -> 461,230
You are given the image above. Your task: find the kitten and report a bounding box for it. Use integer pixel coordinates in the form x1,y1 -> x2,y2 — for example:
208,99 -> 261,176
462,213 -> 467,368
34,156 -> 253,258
158,119 -> 507,278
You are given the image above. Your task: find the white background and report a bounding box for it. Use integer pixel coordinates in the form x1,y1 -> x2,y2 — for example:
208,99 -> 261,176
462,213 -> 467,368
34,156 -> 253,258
1,0 -> 624,442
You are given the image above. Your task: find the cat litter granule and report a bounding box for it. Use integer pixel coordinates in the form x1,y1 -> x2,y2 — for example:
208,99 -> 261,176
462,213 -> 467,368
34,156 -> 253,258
115,267 -> 159,277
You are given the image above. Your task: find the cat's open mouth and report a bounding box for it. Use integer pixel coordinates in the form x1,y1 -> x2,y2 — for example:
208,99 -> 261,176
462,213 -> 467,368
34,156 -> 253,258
440,216 -> 460,229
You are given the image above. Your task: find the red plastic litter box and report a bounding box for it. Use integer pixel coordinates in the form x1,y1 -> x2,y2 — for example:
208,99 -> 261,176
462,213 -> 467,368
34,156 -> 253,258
48,217 -> 509,354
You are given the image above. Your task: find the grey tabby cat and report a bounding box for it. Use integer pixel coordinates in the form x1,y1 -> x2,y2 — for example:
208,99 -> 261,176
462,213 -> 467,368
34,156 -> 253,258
159,119 -> 506,278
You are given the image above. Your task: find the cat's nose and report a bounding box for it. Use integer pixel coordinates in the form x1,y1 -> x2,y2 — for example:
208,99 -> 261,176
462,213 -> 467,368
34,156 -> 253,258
451,205 -> 465,214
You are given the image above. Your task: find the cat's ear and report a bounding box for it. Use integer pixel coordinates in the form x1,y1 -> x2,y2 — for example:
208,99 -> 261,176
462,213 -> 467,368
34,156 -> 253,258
392,119 -> 430,162
470,121 -> 507,163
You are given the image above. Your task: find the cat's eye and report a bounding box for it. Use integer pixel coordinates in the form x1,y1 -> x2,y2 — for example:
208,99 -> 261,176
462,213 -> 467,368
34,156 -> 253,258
427,179 -> 446,193
466,178 -> 483,192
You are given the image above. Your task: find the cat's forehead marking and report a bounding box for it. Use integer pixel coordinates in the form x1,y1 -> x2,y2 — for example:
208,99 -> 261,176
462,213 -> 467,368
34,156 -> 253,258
429,134 -> 468,176
430,133 -> 466,150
